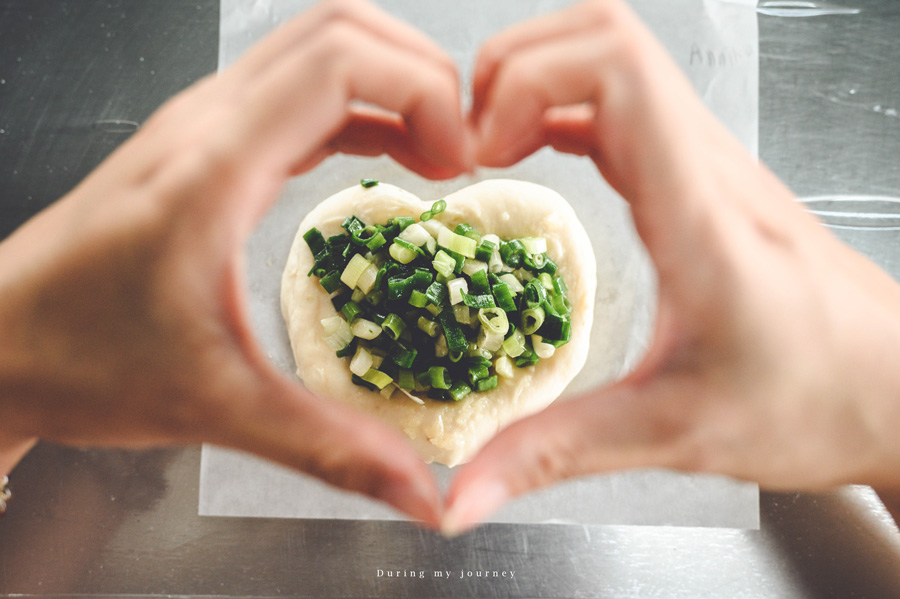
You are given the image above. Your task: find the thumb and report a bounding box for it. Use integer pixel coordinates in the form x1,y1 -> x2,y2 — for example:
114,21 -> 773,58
220,374 -> 443,528
442,380 -> 691,535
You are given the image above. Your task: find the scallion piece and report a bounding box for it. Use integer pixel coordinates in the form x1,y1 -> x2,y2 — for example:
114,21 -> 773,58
492,282 -> 517,312
523,278 -> 548,308
462,291 -> 496,310
391,343 -> 417,369
382,313 -> 406,340
349,345 -> 374,376
340,253 -> 371,289
532,334 -> 556,359
409,289 -> 428,308
520,237 -> 547,255
397,368 -> 416,390
362,368 -> 392,389
432,250 -> 457,278
447,277 -> 468,305
474,239 -> 495,263
417,316 -> 440,337
351,318 -> 382,340
478,307 -> 509,336
447,381 -> 472,402
438,227 -> 477,259
341,301 -> 362,322
321,316 -> 353,351
360,178 -> 379,188
521,306 -> 545,335
501,327 -> 526,358
422,366 -> 450,389
475,375 -> 499,392
319,270 -> 343,294
303,227 -> 327,256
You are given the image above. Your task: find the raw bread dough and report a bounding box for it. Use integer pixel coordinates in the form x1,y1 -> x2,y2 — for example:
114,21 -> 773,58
281,179 -> 596,466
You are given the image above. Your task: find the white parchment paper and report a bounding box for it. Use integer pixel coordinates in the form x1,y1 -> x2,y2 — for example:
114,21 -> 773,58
200,0 -> 760,529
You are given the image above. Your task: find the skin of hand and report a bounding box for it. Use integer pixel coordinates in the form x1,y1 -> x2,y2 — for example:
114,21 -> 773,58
0,0 -> 474,528
443,0 -> 900,535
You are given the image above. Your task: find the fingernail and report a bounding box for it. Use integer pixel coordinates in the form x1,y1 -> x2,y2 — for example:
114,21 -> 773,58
441,479 -> 509,538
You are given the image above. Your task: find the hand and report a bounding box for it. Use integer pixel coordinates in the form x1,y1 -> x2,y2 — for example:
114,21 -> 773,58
444,0 -> 900,534
0,0 -> 473,527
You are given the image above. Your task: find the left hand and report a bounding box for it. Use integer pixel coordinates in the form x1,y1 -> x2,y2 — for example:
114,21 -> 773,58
0,0 -> 472,526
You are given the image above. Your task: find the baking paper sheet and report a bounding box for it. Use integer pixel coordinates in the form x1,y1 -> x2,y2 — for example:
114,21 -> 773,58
200,0 -> 760,528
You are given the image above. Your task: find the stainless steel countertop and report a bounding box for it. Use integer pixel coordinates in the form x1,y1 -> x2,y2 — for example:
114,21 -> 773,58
3,1 -> 900,597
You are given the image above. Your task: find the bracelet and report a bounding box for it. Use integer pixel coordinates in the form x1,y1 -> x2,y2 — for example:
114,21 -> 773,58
0,476 -> 10,516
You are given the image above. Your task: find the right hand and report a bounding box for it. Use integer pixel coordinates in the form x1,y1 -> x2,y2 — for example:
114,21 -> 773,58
444,0 -> 900,534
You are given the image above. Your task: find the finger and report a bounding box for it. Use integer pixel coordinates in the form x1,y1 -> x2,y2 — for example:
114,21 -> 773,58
225,374 -> 443,527
227,0 -> 456,89
221,20 -> 468,183
290,107 -> 472,180
475,32 -> 621,169
442,381 -> 694,535
472,0 -> 623,120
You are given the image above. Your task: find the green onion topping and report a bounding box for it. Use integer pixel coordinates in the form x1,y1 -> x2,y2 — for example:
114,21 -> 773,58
303,195 -> 573,402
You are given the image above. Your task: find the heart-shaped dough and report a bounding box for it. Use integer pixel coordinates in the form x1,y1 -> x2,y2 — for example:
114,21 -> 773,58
281,179 -> 596,466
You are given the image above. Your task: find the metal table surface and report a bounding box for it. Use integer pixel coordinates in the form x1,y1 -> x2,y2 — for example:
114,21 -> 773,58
2,1 -> 900,597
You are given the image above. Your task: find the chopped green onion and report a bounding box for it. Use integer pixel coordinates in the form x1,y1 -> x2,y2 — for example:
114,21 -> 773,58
391,344 -> 417,369
303,227 -> 327,256
520,237 -> 547,255
432,250 -> 457,278
462,291 -> 496,309
478,307 -> 509,335
420,199 -> 447,221
321,316 -> 353,351
498,273 -> 524,294
319,270 -> 343,293
454,223 -> 481,242
357,263 -> 379,294
475,375 -> 499,392
453,304 -> 473,324
437,227 -> 477,259
468,269 -> 491,295
362,368 -> 392,389
491,282 -> 517,312
447,380 -> 472,402
447,277 -> 468,305
417,316 -> 439,337
477,326 -> 504,352
351,318 -> 382,340
360,178 -> 379,188
532,334 -> 556,359
381,313 -> 406,340
521,306 -> 545,335
365,231 -> 387,252
501,327 -> 526,358
523,278 -> 548,308
474,239 -> 495,263
392,216 -> 415,231
397,369 -> 416,390
422,366 -> 450,389
438,307 -> 468,354
341,301 -> 362,322
349,345 -> 374,376
389,241 -> 418,264
340,253 -> 371,289
539,272 -> 554,291
467,363 -> 490,386
461,259 -> 488,277
494,355 -> 515,378
399,223 -> 433,248
409,289 -> 428,308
